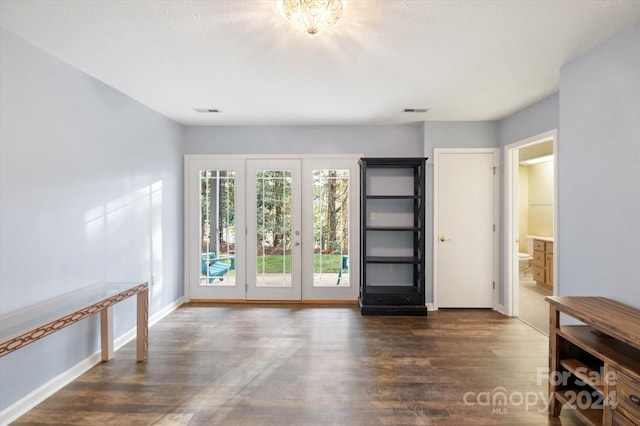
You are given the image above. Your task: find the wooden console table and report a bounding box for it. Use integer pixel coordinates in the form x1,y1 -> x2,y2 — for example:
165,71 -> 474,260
546,296 -> 640,425
0,282 -> 148,362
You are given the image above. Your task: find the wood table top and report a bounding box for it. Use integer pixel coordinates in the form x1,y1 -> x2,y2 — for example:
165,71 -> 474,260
545,296 -> 640,351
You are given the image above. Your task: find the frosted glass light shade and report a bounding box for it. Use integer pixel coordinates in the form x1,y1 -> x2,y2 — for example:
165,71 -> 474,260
281,0 -> 343,36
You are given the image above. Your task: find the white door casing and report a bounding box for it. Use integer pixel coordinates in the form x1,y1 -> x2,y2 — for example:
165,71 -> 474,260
504,130 -> 558,316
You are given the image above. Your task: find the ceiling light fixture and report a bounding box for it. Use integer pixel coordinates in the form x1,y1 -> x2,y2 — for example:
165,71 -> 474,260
280,0 -> 344,36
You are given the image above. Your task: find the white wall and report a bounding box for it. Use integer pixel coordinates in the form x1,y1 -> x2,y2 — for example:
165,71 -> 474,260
527,161 -> 554,237
0,28 -> 184,410
558,24 -> 640,304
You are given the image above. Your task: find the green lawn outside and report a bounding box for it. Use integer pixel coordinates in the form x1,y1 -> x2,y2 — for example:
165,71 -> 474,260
256,254 -> 347,273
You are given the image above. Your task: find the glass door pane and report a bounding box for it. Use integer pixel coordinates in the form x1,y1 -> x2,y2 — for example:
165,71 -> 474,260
256,170 -> 293,287
187,157 -> 245,301
247,159 -> 301,300
301,158 -> 359,301
200,170 -> 236,286
312,169 -> 350,287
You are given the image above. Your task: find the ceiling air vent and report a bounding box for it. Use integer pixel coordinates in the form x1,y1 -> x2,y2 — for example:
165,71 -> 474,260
193,108 -> 221,113
403,108 -> 429,113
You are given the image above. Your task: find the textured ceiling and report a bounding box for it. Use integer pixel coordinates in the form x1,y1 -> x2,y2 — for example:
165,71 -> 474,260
1,0 -> 639,126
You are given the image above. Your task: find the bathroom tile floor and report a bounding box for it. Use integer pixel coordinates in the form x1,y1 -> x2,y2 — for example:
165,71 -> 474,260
519,278 -> 552,335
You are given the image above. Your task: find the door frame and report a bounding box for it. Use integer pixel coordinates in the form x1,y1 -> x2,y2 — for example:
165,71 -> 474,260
504,129 -> 558,317
183,154 -> 362,302
432,148 -> 500,310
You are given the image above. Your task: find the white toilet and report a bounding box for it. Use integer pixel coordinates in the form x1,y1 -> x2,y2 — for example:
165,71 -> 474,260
519,238 -> 534,279
519,252 -> 533,279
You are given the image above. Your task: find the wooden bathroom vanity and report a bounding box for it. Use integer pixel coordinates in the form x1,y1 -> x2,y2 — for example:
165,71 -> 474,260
533,237 -> 553,290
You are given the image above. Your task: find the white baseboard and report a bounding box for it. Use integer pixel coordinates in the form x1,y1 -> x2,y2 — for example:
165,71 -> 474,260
149,296 -> 184,327
0,350 -> 102,426
427,303 -> 508,314
0,296 -> 184,426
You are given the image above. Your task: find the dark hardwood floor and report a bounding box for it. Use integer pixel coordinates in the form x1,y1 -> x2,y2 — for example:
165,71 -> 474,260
15,304 -> 584,425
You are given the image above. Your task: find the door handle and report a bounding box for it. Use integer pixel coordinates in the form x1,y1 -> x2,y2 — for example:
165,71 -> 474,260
294,240 -> 301,246
440,236 -> 449,242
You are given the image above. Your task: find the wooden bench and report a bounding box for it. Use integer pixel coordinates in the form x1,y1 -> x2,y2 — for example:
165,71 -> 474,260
0,282 -> 149,362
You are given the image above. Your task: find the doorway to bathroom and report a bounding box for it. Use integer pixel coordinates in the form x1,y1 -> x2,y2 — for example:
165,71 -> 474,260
505,130 -> 557,335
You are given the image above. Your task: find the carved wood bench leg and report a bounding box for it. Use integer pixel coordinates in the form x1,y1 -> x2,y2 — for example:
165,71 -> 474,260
137,288 -> 149,362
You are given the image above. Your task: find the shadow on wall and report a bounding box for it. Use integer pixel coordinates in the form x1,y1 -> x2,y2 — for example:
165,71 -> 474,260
84,181 -> 164,309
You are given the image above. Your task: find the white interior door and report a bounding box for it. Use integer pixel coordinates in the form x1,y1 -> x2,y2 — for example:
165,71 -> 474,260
435,149 -> 497,308
246,159 -> 302,300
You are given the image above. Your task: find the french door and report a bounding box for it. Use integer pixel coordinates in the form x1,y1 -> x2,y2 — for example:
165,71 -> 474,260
186,158 -> 246,300
246,159 -> 302,300
185,156 -> 359,301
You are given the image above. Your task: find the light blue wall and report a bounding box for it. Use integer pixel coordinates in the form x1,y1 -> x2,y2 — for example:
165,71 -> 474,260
498,93 -> 559,146
425,121 -> 500,151
185,124 -> 424,156
497,93 -> 559,306
0,28 -> 184,410
186,122 -> 497,305
496,24 -> 640,310
558,25 -> 640,305
3,17 -> 638,415
423,122 -> 499,304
